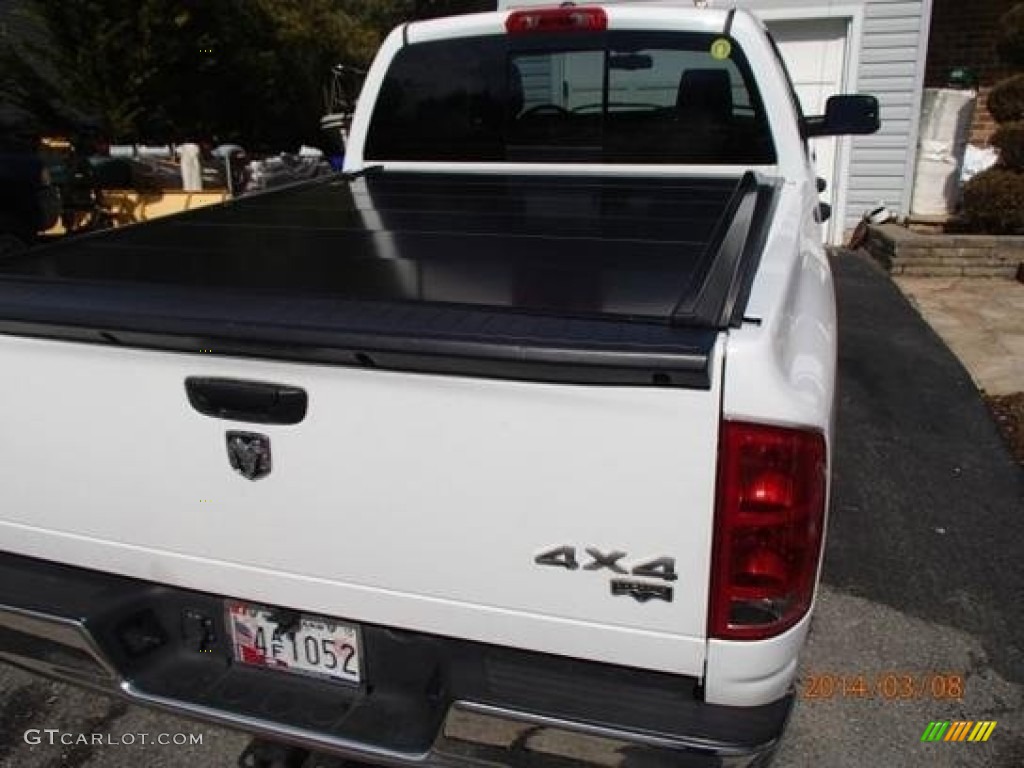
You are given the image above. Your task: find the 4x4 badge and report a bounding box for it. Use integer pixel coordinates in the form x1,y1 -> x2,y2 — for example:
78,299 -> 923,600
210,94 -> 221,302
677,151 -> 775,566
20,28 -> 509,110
534,546 -> 677,603
226,431 -> 271,480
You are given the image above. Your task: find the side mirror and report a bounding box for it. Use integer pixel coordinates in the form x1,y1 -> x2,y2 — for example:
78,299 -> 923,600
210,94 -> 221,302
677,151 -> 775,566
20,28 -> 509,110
804,95 -> 880,138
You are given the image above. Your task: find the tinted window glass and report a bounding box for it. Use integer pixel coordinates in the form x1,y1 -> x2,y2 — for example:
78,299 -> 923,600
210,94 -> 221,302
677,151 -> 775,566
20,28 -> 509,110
366,32 -> 775,164
365,36 -> 510,161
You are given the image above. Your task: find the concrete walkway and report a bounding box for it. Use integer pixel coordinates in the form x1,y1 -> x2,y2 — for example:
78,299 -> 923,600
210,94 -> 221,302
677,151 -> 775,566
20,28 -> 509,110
895,275 -> 1024,396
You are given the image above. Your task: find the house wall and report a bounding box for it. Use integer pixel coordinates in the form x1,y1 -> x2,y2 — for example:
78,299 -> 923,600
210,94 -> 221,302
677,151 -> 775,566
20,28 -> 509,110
925,0 -> 1016,146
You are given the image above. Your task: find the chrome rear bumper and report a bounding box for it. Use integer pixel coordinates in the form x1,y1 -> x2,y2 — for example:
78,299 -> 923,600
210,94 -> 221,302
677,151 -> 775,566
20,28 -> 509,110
0,552 -> 789,768
0,604 -> 118,688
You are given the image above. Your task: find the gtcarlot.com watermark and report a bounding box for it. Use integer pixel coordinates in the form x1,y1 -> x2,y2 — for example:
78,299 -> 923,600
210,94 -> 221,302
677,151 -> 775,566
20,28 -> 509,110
25,728 -> 203,746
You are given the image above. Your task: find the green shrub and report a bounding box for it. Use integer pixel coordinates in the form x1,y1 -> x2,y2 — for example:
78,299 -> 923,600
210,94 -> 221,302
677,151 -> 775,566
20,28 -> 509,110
961,167 -> 1024,234
988,74 -> 1024,123
971,3 -> 1024,234
992,121 -> 1024,169
997,3 -> 1024,70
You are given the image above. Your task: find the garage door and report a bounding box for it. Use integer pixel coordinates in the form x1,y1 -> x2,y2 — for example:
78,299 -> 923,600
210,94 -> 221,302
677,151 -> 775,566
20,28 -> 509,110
764,18 -> 850,243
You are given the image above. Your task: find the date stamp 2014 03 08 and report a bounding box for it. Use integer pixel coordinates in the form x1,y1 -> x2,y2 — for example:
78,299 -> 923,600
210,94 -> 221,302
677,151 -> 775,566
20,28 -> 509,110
800,672 -> 965,701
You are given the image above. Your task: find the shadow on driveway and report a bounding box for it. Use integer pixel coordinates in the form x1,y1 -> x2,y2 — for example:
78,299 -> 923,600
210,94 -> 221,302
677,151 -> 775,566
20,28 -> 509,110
826,252 -> 1023,684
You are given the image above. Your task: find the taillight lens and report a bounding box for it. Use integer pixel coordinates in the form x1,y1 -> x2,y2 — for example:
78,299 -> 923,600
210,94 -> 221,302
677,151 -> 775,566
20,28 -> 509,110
710,421 -> 827,640
506,7 -> 608,35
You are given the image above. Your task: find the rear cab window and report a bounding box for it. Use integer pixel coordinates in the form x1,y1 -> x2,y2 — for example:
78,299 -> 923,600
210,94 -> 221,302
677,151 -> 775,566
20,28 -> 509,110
365,31 -> 776,165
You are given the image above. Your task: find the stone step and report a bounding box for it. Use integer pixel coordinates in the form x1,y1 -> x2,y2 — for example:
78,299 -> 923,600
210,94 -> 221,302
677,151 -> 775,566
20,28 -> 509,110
892,263 -> 1019,277
891,255 -> 1021,268
863,223 -> 1024,278
892,253 -> 1019,266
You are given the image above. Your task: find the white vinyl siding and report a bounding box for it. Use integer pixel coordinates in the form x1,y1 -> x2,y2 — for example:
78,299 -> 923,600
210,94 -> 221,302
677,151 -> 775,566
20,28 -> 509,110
517,55 -> 559,106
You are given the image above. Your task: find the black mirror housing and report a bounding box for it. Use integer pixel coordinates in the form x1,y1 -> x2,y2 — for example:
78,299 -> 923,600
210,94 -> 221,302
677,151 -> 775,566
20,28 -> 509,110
804,94 -> 880,138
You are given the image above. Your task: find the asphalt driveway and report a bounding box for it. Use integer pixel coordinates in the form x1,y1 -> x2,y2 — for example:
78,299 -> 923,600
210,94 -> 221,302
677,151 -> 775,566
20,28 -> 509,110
774,252 -> 1023,767
0,251 -> 1021,768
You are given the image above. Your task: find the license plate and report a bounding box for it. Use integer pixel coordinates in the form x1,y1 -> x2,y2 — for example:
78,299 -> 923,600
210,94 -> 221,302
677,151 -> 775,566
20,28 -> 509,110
226,601 -> 362,685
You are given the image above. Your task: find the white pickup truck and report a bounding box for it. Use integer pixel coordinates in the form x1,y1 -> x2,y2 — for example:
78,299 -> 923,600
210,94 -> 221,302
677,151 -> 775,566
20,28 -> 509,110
0,5 -> 878,767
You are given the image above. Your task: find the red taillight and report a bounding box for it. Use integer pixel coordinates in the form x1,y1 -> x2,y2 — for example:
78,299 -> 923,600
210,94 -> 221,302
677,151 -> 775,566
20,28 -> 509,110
710,421 -> 827,640
506,7 -> 607,35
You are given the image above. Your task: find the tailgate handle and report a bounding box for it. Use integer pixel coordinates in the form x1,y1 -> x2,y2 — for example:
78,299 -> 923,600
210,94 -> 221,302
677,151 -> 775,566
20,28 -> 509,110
185,377 -> 307,425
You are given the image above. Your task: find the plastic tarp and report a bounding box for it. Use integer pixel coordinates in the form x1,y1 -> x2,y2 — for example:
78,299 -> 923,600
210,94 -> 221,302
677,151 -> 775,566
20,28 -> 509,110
961,144 -> 998,182
911,89 -> 977,217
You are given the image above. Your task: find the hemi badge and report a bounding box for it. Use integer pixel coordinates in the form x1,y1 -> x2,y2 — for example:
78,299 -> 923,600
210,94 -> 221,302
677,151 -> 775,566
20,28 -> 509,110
611,580 -> 673,603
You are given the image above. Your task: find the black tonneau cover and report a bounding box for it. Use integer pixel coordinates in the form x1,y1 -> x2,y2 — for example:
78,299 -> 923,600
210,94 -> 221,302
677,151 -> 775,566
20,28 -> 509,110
0,172 -> 778,388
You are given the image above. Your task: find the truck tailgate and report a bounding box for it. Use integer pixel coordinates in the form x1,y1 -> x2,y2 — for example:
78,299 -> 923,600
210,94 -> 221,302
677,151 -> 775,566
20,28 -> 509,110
0,333 -> 722,676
